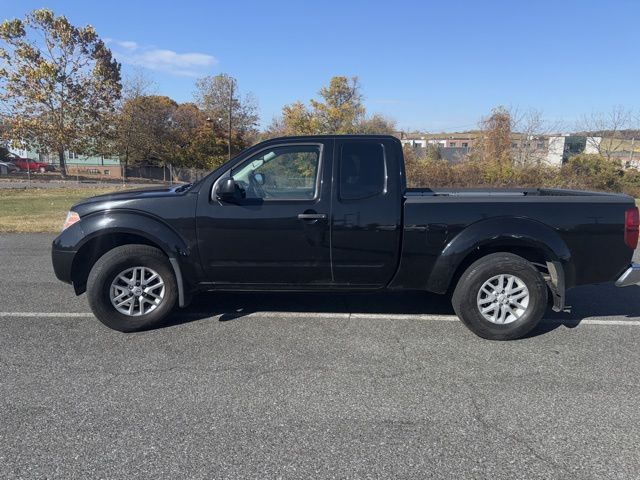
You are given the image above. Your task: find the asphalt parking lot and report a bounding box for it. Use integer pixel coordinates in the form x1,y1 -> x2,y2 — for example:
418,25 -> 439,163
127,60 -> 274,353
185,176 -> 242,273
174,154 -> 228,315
1,234 -> 639,479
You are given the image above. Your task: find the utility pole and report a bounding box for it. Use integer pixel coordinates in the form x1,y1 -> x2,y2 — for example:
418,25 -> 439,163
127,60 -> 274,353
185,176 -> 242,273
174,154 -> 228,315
228,78 -> 233,161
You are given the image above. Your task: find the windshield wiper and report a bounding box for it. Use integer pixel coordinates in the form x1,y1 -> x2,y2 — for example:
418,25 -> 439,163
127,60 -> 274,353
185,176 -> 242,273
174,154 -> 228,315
174,183 -> 193,193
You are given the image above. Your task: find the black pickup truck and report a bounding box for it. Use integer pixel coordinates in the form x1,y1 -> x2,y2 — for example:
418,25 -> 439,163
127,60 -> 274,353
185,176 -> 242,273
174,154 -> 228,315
52,135 -> 640,340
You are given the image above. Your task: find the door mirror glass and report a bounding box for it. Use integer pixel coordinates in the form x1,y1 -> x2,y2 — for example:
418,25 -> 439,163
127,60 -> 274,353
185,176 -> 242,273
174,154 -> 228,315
214,178 -> 245,202
252,172 -> 265,186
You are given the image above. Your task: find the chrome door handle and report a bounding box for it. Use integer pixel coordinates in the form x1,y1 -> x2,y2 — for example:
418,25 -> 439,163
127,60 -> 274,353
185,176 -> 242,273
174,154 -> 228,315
298,213 -> 327,220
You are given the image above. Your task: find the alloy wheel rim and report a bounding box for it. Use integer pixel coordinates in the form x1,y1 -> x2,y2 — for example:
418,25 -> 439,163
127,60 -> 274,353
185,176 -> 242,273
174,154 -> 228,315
109,266 -> 165,316
476,274 -> 530,325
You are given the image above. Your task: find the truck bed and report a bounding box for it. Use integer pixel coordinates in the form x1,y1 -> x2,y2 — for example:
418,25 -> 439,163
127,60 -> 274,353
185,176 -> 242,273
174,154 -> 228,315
396,187 -> 635,293
405,187 -> 632,202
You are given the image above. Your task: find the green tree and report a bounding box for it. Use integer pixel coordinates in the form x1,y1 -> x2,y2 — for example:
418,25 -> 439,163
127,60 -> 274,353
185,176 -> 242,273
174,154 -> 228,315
116,95 -> 177,165
194,73 -> 259,164
171,102 -> 220,168
311,76 -> 365,134
280,101 -> 319,135
0,9 -> 121,177
115,71 -> 155,180
116,94 -> 219,170
269,76 -> 395,136
561,153 -> 622,191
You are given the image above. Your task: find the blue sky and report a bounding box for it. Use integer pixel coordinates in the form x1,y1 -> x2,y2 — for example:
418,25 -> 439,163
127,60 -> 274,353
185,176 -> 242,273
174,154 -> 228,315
3,0 -> 640,131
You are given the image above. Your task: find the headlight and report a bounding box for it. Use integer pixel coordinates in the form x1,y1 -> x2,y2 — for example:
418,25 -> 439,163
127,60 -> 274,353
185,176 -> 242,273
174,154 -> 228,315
62,211 -> 80,231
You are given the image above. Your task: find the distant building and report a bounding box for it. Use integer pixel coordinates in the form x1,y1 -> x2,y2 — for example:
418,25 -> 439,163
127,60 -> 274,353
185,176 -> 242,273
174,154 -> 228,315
544,136 -> 602,166
398,132 -> 476,149
397,131 -> 604,167
6,145 -> 122,178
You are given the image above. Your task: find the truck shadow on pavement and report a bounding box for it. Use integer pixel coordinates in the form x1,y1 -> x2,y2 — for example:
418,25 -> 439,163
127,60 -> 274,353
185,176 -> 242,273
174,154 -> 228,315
527,282 -> 640,337
160,283 -> 640,338
181,290 -> 455,320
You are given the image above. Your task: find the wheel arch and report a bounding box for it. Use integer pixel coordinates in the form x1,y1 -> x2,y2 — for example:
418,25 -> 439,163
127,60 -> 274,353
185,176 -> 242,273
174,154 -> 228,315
426,217 -> 573,303
68,212 -> 191,306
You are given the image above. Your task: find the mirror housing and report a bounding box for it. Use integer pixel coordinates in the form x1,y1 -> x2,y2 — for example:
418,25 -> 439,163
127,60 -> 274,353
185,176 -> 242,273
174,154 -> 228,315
215,178 -> 245,202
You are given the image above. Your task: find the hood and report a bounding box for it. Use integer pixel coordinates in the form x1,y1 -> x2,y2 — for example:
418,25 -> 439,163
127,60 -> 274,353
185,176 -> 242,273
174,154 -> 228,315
71,185 -> 191,216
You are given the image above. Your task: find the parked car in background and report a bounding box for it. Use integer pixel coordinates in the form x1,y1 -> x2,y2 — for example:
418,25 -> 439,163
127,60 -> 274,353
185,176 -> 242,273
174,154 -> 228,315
0,161 -> 19,175
8,154 -> 55,173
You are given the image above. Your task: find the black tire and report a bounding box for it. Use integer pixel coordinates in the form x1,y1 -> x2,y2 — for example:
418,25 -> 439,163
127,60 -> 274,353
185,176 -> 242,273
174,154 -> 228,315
87,244 -> 177,332
452,252 -> 548,340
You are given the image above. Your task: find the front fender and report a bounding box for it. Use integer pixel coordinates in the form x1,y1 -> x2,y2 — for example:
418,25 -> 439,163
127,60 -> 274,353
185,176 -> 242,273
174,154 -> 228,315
54,210 -> 190,257
52,210 -> 193,306
426,217 -> 573,293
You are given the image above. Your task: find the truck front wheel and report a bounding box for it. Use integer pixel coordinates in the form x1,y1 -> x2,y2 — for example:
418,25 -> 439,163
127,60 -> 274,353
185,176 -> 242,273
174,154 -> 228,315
86,244 -> 178,332
452,252 -> 548,340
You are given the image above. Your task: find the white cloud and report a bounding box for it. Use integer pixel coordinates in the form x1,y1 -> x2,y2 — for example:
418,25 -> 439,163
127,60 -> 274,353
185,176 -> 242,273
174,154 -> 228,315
107,38 -> 217,77
115,40 -> 139,50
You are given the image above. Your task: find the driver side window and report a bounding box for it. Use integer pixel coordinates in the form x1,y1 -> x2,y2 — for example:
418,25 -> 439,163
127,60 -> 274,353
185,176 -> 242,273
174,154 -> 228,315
231,145 -> 321,200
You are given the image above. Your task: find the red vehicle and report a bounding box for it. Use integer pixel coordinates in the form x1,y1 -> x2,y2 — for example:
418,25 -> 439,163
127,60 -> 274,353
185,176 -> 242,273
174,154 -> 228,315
8,154 -> 55,173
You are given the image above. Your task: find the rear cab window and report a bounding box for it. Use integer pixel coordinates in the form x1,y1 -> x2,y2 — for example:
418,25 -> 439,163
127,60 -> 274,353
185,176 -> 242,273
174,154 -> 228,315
339,141 -> 387,200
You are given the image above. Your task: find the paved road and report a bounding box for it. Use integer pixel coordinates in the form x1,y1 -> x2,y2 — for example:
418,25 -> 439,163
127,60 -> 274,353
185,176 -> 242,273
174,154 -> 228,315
1,234 -> 639,479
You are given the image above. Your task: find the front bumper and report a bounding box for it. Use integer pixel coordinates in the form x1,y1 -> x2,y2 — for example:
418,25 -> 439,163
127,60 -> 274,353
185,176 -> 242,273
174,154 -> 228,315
51,224 -> 84,285
615,263 -> 640,287
51,247 -> 76,284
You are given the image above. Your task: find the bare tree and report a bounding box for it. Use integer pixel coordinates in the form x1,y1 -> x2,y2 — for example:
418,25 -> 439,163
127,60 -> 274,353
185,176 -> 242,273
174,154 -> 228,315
628,109 -> 640,168
476,106 -> 512,173
194,74 -> 258,162
579,106 -> 634,160
115,70 -> 156,180
357,113 -> 397,135
510,108 -> 563,166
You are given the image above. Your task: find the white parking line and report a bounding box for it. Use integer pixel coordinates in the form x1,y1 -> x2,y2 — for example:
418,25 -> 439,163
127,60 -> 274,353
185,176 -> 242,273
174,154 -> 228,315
577,318 -> 640,326
0,312 -> 92,317
350,313 -> 459,322
1,311 -> 639,326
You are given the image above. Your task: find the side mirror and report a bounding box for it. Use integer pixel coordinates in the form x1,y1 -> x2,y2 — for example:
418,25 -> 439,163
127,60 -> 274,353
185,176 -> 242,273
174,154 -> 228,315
215,178 -> 245,202
253,172 -> 265,186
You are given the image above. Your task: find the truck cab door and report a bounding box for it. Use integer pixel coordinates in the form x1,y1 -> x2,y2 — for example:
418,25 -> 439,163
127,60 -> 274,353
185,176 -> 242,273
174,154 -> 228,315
196,141 -> 333,286
330,138 -> 403,287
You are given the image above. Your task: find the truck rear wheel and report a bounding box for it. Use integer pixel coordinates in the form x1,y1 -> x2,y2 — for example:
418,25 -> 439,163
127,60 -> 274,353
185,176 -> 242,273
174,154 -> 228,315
87,244 -> 177,332
452,252 -> 548,340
